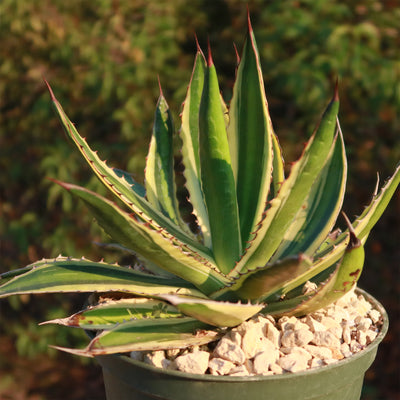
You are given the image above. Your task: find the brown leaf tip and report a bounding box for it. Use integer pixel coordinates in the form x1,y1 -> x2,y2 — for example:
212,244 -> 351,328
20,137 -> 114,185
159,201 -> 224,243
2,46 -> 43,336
333,78 -> 339,102
44,78 -> 57,102
207,38 -> 214,67
247,5 -> 253,34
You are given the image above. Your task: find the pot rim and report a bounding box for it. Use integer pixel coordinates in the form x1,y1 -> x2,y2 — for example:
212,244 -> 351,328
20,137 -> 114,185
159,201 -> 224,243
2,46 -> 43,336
96,287 -> 388,382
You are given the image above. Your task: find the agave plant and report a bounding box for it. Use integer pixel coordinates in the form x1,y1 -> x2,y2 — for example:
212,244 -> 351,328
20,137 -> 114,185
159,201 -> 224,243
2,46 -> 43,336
1,19 -> 399,357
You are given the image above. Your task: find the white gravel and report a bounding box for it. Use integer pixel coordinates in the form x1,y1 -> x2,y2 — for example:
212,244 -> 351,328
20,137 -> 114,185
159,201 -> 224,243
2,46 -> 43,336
131,287 -> 383,376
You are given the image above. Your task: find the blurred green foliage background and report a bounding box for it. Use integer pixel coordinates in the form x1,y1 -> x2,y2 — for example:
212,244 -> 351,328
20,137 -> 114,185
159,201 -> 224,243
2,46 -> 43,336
0,0 -> 399,399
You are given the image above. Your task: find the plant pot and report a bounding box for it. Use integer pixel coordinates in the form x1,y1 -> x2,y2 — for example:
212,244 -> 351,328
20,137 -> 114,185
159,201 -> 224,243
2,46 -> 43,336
95,288 -> 388,400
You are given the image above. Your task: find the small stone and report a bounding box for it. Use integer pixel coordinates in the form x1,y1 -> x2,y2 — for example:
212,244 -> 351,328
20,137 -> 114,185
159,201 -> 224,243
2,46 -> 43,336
312,331 -> 341,349
280,346 -> 312,360
264,314 -> 276,325
320,316 -> 342,339
281,330 -> 296,348
294,321 -> 310,331
340,343 -> 352,358
278,353 -> 309,372
355,317 -> 372,332
281,329 -> 313,348
241,325 -> 268,358
244,359 -> 254,374
368,309 -> 381,324
144,351 -> 167,368
326,305 -> 350,322
278,316 -> 298,331
334,288 -> 357,307
228,365 -> 251,376
310,358 -> 325,368
366,329 -> 378,344
303,344 -> 333,360
356,330 -> 367,346
213,336 -> 246,365
253,349 -> 280,374
175,351 -> 210,374
349,340 -> 364,353
270,363 -> 283,374
330,347 -> 344,360
166,348 -> 181,360
208,357 -> 235,375
265,320 -> 281,348
305,315 -> 327,333
294,329 -> 314,347
342,323 -> 352,344
229,330 -> 242,347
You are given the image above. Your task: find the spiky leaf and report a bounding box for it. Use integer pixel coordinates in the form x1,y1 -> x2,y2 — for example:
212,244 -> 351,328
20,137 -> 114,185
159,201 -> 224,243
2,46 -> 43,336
42,298 -> 182,330
199,50 -> 242,273
55,318 -> 219,357
161,294 -> 264,327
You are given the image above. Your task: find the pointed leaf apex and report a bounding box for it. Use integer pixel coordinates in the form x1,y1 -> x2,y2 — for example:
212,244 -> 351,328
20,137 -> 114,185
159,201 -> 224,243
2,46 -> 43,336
333,78 -> 339,102
157,75 -> 164,97
233,42 -> 240,65
44,79 -> 57,102
207,38 -> 214,67
194,33 -> 201,53
342,212 -> 361,248
247,6 -> 253,33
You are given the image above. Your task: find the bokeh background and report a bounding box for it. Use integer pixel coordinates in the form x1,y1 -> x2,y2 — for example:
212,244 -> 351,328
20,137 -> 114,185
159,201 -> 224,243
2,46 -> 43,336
1,0 -> 399,399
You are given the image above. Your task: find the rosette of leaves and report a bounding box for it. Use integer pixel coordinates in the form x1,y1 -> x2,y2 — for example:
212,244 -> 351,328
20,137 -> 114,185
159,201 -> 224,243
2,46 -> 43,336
1,19 -> 399,357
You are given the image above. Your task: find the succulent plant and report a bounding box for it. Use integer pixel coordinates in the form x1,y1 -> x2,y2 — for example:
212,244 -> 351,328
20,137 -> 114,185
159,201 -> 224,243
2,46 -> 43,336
1,19 -> 399,357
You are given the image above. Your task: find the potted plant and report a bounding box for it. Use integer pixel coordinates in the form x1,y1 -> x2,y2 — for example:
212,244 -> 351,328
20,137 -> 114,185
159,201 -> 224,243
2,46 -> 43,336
1,16 -> 398,400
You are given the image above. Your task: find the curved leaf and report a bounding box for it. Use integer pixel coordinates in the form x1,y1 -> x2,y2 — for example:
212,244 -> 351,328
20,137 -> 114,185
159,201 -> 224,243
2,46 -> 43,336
0,257 -> 205,298
272,127 -> 347,260
145,92 -> 182,228
231,90 -> 339,276
45,81 -> 199,248
54,181 -> 229,293
43,298 -> 182,330
161,294 -> 264,327
56,317 -> 219,357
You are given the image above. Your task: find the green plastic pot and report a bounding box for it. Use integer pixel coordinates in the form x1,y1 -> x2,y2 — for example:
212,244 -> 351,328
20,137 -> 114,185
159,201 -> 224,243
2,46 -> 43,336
95,289 -> 388,400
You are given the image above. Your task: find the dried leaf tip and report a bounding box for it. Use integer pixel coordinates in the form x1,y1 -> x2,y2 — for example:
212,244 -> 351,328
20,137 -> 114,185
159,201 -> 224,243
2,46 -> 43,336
333,78 -> 340,102
233,42 -> 240,66
44,78 -> 57,102
342,212 -> 361,248
207,38 -> 214,67
194,33 -> 202,54
247,6 -> 253,34
157,75 -> 164,97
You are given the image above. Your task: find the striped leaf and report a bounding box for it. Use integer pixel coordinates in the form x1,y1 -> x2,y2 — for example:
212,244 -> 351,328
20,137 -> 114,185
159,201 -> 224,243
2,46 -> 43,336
199,49 -> 242,274
180,48 -> 212,247
53,181 -> 229,293
55,317 -> 219,357
0,257 -> 205,298
43,298 -> 182,330
227,18 -> 274,247
232,89 -> 339,275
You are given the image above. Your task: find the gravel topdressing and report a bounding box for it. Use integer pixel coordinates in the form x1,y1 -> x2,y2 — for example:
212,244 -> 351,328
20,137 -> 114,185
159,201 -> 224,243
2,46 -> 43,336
130,287 -> 383,376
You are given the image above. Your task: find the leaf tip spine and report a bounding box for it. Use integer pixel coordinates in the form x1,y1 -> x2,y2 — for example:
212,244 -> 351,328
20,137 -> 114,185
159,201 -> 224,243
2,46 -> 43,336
247,5 -> 253,34
333,78 -> 340,102
44,78 -> 57,102
206,38 -> 214,67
